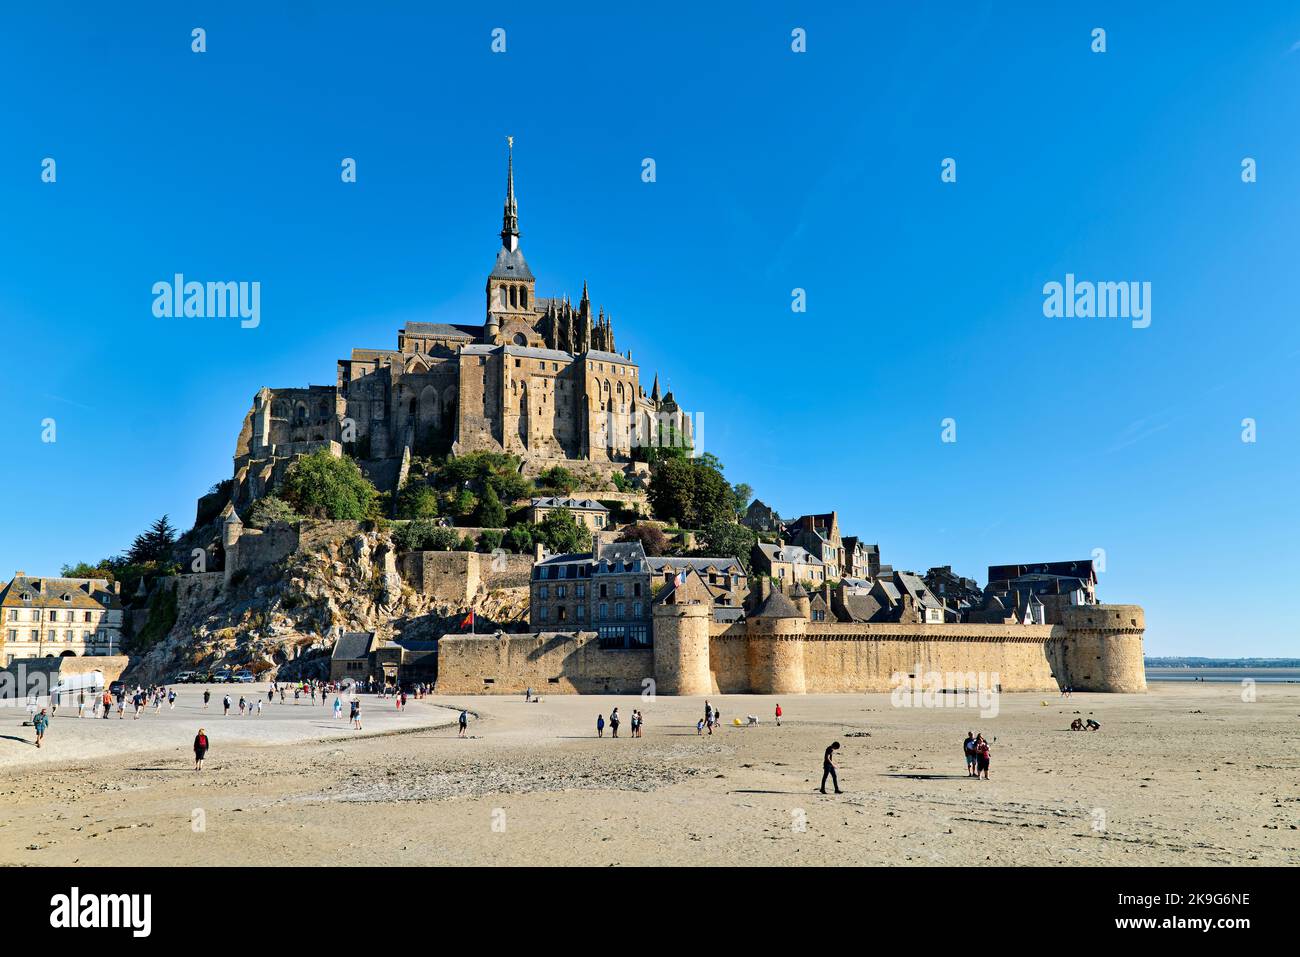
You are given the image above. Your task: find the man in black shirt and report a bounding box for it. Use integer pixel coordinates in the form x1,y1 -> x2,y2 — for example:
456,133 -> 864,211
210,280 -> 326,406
821,741 -> 843,794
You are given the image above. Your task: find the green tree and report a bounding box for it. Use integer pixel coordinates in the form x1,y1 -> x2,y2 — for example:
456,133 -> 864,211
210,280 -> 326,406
538,508 -> 590,555
647,456 -> 735,529
477,483 -> 507,528
61,560 -> 116,582
280,450 -> 380,520
696,519 -> 757,573
127,516 -> 177,564
731,482 -> 754,516
247,495 -> 301,528
479,529 -> 505,553
507,523 -> 534,554
536,465 -> 580,496
394,481 -> 440,520
647,457 -> 696,527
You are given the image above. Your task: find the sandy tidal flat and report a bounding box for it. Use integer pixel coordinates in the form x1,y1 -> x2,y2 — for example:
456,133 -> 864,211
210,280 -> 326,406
0,682 -> 1295,866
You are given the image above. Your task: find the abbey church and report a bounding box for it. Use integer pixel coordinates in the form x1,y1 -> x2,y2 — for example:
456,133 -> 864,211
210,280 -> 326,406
227,145 -> 691,509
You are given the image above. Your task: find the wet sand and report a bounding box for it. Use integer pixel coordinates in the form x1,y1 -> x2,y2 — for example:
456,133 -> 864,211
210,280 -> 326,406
1,682 -> 1295,866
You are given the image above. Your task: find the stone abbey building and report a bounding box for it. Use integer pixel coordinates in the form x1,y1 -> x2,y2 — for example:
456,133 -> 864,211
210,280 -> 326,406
228,145 -> 691,509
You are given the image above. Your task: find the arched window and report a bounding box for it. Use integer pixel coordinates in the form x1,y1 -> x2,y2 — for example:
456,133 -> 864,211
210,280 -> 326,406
521,288 -> 528,309
509,286 -> 517,308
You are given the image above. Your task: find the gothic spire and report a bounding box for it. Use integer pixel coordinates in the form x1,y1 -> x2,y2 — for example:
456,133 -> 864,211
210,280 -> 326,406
651,374 -> 660,402
501,136 -> 519,251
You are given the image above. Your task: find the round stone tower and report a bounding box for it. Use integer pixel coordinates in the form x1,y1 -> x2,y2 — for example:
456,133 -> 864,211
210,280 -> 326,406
746,589 -> 808,695
651,577 -> 713,696
1060,604 -> 1147,693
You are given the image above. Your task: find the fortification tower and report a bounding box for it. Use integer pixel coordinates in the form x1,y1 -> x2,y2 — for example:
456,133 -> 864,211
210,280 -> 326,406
746,588 -> 808,695
220,502 -> 243,586
1059,604 -> 1147,692
651,569 -> 713,695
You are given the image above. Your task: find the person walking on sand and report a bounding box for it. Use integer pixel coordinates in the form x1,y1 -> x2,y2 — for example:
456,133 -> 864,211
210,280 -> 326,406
193,728 -> 209,772
77,691 -> 87,719
696,717 -> 705,736
168,689 -> 177,710
596,713 -> 605,738
975,734 -> 991,780
820,741 -> 843,794
333,695 -> 342,720
33,708 -> 49,748
964,732 -> 978,777
458,709 -> 468,738
203,689 -> 211,711
775,703 -> 782,726
223,694 -> 231,717
609,707 -> 620,738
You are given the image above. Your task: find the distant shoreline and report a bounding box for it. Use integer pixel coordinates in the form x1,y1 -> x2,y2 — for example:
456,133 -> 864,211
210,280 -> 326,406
1145,666 -> 1300,684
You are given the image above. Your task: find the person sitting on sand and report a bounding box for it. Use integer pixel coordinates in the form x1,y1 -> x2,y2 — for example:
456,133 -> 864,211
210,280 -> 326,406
1070,718 -> 1084,731
1085,719 -> 1101,731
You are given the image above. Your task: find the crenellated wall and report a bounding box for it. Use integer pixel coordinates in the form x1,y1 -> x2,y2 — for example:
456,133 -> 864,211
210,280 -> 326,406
433,604 -> 1147,695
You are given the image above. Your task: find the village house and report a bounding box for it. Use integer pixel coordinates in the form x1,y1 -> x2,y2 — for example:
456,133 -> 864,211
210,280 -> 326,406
741,498 -> 781,533
646,555 -> 748,619
751,541 -> 827,587
841,536 -> 880,581
530,540 -> 651,647
0,573 -> 124,664
527,496 -> 610,531
784,512 -> 845,580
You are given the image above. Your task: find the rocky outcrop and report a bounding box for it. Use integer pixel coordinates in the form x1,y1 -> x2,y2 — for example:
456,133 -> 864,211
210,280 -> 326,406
127,524 -> 528,684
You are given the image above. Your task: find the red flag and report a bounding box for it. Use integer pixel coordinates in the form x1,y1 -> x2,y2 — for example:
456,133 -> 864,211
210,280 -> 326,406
460,611 -> 475,630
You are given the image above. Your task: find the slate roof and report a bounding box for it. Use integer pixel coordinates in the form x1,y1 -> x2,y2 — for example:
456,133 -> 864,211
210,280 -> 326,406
754,589 -> 803,620
0,576 -> 121,611
401,322 -> 476,340
755,542 -> 825,567
489,246 -> 535,281
531,497 -> 608,512
646,556 -> 744,576
595,540 -> 647,568
586,350 -> 635,365
331,632 -> 374,661
505,345 -> 572,362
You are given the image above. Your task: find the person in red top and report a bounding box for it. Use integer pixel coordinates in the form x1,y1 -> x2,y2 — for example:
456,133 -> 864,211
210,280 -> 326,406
975,734 -> 991,780
193,728 -> 210,772
775,703 -> 783,726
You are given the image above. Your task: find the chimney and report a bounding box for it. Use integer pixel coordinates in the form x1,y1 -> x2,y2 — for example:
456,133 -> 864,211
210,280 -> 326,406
533,542 -> 547,563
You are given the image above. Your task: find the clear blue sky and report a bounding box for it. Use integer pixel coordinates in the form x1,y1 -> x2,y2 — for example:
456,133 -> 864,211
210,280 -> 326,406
3,3 -> 1299,657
